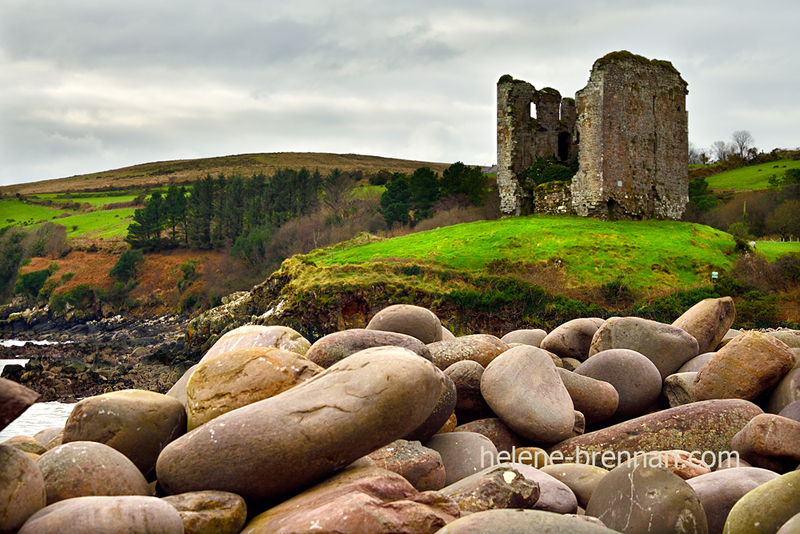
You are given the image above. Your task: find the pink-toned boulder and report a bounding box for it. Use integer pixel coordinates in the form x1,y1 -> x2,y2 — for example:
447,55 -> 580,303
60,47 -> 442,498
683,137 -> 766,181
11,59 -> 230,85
200,324 -> 311,362
0,444 -> 46,533
672,297 -> 736,354
366,304 -> 443,344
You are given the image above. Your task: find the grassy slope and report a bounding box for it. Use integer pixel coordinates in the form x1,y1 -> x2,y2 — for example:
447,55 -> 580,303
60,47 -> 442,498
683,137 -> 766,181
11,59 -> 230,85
0,198 -> 135,240
756,241 -> 800,261
0,152 -> 459,196
704,159 -> 800,191
307,216 -> 735,292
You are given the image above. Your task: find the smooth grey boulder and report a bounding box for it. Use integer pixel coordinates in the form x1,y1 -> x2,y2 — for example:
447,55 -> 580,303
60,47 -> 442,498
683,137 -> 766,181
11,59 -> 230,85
18,496 -> 184,534
590,316 -> 700,380
0,444 -> 46,534
440,464 -> 540,514
548,399 -> 764,470
664,372 -> 698,407
678,352 -> 716,373
161,490 -> 247,534
778,513 -> 800,534
481,345 -> 575,444
501,328 -> 547,347
366,304 -> 443,344
780,400 -> 800,422
32,428 -> 63,447
510,463 -> 578,514
424,432 -> 498,486
541,318 -> 604,361
428,334 -> 508,370
575,348 -> 662,422
444,360 -> 494,423
672,297 -> 736,355
768,367 -> 800,414
557,368 -> 619,423
200,324 -> 311,362
165,363 -> 199,406
157,347 -> 445,502
62,389 -> 186,480
769,330 -> 800,348
586,459 -> 708,534
434,509 -> 618,533
305,328 -> 433,368
687,467 -> 779,534
38,441 -> 151,504
454,418 -> 525,454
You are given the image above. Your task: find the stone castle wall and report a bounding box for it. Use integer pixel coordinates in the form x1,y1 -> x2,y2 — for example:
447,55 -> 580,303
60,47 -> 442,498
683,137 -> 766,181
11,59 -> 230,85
497,51 -> 689,220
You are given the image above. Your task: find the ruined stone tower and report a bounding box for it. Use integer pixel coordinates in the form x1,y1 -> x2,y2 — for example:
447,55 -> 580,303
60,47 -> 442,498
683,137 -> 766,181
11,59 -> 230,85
497,77 -> 577,216
497,51 -> 689,220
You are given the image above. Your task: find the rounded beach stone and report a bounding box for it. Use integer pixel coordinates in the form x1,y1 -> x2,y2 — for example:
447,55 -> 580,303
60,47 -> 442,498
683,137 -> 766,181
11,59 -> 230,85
186,347 -> 322,430
32,428 -> 62,447
0,444 -> 46,534
424,431 -> 498,486
678,352 -> 716,373
547,399 -> 764,470
17,495 -> 184,534
501,328 -> 547,347
731,413 -> 800,470
586,459 -> 708,534
434,508 -> 618,533
540,462 -> 608,509
780,400 -> 800,422
304,328 -> 432,368
664,372 -> 698,407
38,441 -> 151,504
723,470 -> 800,534
62,389 -> 186,480
541,318 -> 604,361
366,439 -> 446,491
157,347 -> 445,502
404,373 -> 457,442
481,345 -> 575,444
672,296 -> 737,355
778,514 -> 800,534
454,418 -> 525,455
439,464 -> 540,514
428,334 -> 509,370
589,316 -> 700,380
557,368 -> 619,423
365,304 -> 443,344
0,377 -> 39,432
768,368 -> 800,414
694,331 -> 796,402
161,490 -> 247,534
444,360 -> 494,423
687,467 -> 779,534
239,467 -> 459,534
165,363 -> 199,406
575,348 -> 662,422
509,463 -> 578,514
200,324 -> 311,362
2,435 -> 46,455
769,330 -> 800,348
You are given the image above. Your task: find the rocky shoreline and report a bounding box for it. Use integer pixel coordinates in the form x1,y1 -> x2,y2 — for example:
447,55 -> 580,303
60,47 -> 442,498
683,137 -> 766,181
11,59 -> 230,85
1,313 -> 193,402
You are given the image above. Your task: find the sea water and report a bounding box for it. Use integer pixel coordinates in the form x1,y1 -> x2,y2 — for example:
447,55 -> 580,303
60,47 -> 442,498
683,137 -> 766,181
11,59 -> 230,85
0,342 -> 75,442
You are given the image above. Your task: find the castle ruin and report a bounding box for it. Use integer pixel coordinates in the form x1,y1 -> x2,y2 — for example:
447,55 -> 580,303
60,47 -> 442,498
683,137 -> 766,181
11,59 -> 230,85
497,51 -> 689,220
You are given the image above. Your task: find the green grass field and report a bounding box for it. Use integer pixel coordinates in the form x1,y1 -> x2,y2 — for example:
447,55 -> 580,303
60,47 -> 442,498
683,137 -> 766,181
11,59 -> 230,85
705,159 -> 800,191
0,198 -> 134,239
307,215 -> 736,291
33,193 -> 143,207
756,240 -> 800,261
0,199 -> 65,227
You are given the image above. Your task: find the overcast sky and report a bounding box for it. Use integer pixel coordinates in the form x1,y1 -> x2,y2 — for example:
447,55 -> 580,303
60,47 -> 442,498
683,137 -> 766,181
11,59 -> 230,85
1,0 -> 798,187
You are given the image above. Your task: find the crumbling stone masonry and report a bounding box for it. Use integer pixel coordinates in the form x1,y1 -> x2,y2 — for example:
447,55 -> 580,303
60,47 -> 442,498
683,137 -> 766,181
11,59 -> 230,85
497,51 -> 689,220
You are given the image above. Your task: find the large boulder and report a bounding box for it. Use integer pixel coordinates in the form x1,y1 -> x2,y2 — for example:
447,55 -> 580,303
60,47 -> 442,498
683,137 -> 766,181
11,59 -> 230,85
509,463 -> 578,514
365,439 -> 446,492
239,467 -> 459,534
540,462 -> 608,509
0,377 -> 39,432
439,464 -> 540,514
480,345 -> 574,444
687,467 -> 779,534
444,361 -> 494,423
157,347 -> 445,502
589,316 -> 699,380
37,441 -> 151,504
62,389 -> 186,480
186,347 -> 322,429
428,335 -> 508,370
767,367 -> 800,414
434,509 -> 615,533
731,413 -> 800,471
694,331 -> 796,402
557,368 -> 619,423
200,324 -> 311,362
405,373 -> 457,443
424,432 -> 498,486
453,418 -> 525,455
574,348 -> 662,422
585,459 -> 708,534
500,328 -> 547,347
161,491 -> 247,534
541,318 -> 604,361
0,444 -> 46,534
366,304 -> 443,344
672,297 -> 736,354
548,399 -> 763,470
17,496 -> 184,534
723,470 -> 800,534
305,328 -> 432,368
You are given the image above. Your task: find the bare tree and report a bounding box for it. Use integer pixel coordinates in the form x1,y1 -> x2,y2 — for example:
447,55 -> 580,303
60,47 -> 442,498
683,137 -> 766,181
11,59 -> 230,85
688,142 -> 703,165
731,130 -> 755,158
711,140 -> 733,162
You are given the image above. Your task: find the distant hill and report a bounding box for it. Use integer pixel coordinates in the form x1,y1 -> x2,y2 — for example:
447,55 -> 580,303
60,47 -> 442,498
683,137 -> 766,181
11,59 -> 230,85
0,152 -> 465,196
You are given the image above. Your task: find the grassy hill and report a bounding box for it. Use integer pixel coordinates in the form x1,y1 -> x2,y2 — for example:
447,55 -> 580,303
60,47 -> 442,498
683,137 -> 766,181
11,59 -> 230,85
699,158 -> 800,191
0,152 -> 459,196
